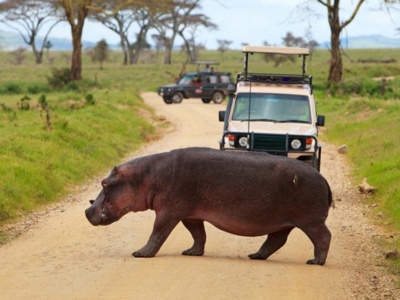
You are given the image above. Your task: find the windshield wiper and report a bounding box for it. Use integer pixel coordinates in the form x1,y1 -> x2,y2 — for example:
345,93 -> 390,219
274,120 -> 310,124
240,118 -> 277,122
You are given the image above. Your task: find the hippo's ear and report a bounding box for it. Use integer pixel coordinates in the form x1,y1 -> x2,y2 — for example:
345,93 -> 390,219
112,166 -> 118,174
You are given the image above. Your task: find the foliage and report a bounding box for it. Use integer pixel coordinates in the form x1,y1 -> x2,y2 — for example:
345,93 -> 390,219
47,67 -> 71,88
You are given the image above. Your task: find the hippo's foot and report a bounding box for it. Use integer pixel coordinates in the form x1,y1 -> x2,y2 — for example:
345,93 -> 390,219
248,252 -> 268,260
306,258 -> 326,266
132,250 -> 156,258
182,247 -> 204,256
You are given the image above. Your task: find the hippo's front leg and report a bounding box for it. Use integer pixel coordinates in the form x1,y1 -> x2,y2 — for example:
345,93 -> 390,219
133,214 -> 179,258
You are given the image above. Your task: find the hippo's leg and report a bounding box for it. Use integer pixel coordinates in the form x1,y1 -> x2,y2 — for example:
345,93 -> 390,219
133,214 -> 179,258
181,219 -> 206,256
249,227 -> 294,260
301,223 -> 331,265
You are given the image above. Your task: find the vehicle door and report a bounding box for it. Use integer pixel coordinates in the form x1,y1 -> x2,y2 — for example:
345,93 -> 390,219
185,74 -> 202,98
201,74 -> 219,98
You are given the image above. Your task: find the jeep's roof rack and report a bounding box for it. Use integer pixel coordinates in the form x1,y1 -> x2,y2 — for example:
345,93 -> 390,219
192,61 -> 220,66
192,61 -> 220,71
236,72 -> 313,94
238,46 -> 313,94
242,46 -> 309,56
242,46 -> 309,78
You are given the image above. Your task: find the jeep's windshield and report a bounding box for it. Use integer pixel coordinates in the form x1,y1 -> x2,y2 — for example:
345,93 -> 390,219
177,74 -> 195,85
232,92 -> 311,123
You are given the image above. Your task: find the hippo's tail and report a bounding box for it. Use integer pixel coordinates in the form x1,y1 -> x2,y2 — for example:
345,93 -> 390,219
325,179 -> 335,209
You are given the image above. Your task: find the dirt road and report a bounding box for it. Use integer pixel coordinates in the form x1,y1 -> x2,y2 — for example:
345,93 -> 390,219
0,93 -> 398,299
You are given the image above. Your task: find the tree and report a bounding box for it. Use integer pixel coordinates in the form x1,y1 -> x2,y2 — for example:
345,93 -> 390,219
54,0 -> 94,81
54,0 -> 169,80
305,0 -> 399,84
91,2 -> 161,65
316,0 -> 364,84
178,14 -> 216,63
0,0 -> 61,64
93,39 -> 109,69
216,39 -> 232,58
153,0 -> 205,64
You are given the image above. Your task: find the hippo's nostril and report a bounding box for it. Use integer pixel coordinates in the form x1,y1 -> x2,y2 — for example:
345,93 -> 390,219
89,200 -> 94,204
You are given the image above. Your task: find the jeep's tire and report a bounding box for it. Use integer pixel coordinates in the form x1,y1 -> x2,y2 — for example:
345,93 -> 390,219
212,92 -> 224,104
172,92 -> 184,104
163,97 -> 173,104
201,98 -> 211,104
303,156 -> 319,170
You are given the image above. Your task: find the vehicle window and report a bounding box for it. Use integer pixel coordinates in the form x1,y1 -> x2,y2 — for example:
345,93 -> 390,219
209,75 -> 218,84
232,93 -> 311,123
220,75 -> 230,83
178,74 -> 194,85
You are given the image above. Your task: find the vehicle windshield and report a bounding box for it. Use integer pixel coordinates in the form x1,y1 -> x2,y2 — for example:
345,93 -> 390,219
232,92 -> 311,123
177,74 -> 195,85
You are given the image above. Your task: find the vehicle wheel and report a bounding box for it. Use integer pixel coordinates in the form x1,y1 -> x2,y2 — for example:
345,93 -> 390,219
163,97 -> 173,104
172,92 -> 183,104
201,98 -> 211,104
303,156 -> 319,170
212,92 -> 224,104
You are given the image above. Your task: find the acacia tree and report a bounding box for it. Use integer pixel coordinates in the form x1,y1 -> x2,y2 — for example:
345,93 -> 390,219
54,0 -> 96,81
178,14 -> 216,63
315,0 -> 364,84
305,0 -> 399,84
54,0 -> 166,80
153,0 -> 205,64
92,2 -> 163,65
0,0 -> 61,64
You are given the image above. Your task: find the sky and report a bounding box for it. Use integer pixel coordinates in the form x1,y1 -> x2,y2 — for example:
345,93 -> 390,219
1,0 -> 399,49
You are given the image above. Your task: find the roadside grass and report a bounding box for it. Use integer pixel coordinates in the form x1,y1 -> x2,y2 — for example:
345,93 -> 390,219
0,90 -> 155,225
0,48 -> 400,269
317,94 -> 400,275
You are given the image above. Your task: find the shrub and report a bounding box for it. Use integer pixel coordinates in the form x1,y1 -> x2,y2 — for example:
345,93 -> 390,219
47,67 -> 71,88
18,95 -> 31,111
4,83 -> 22,94
85,94 -> 95,105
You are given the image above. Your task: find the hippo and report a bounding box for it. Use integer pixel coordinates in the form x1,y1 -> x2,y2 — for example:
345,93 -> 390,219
85,147 -> 333,265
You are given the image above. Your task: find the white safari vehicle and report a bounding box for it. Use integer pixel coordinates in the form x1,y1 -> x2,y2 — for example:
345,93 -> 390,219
218,46 -> 325,170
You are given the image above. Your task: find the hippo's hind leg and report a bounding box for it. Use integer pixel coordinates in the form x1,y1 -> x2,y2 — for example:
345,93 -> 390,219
181,219 -> 206,256
301,223 -> 331,266
249,227 -> 294,260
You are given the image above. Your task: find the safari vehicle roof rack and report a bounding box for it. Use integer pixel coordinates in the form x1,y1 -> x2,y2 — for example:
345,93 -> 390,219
240,46 -> 313,93
192,61 -> 220,71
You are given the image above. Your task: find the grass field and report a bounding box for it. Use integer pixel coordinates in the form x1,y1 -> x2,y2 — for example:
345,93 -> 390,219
1,48 -> 400,273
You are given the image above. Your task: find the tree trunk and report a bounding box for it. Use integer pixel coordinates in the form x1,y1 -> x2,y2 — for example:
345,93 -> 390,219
70,26 -> 83,81
328,29 -> 342,84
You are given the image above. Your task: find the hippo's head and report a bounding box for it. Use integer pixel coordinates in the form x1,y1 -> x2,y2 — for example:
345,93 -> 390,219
85,165 -> 139,226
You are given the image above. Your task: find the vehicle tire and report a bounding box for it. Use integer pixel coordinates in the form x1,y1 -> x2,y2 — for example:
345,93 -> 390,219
212,92 -> 224,104
303,156 -> 319,170
172,92 -> 183,104
163,97 -> 173,104
201,98 -> 211,104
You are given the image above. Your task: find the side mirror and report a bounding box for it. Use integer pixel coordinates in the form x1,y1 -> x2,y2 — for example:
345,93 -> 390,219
219,111 -> 225,122
227,84 -> 236,95
317,115 -> 325,127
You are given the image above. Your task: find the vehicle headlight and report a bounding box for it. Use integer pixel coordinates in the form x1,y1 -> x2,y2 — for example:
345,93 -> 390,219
238,136 -> 248,147
291,139 -> 302,149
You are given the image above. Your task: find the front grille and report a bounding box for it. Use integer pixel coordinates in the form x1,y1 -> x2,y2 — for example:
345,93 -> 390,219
252,134 -> 287,151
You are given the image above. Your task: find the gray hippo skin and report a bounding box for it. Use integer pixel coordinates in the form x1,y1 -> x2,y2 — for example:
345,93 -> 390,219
85,147 -> 333,265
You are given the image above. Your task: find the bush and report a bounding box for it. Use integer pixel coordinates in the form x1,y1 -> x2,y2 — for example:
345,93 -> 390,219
3,83 -> 22,94
47,67 -> 71,88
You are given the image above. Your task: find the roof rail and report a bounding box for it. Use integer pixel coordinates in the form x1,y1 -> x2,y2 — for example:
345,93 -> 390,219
237,72 -> 313,94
